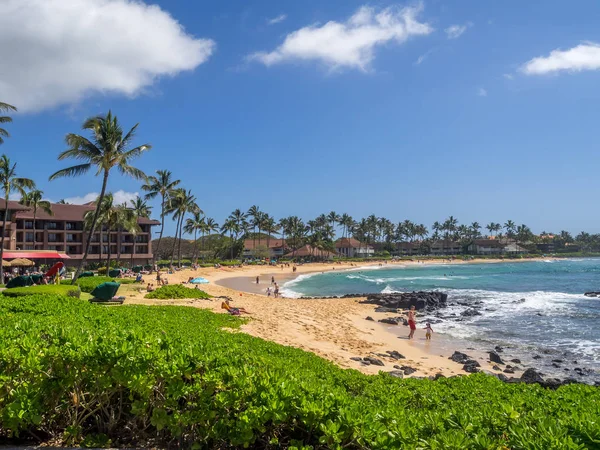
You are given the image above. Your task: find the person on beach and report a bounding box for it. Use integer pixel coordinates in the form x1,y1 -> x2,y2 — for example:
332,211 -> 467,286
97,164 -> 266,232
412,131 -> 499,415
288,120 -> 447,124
266,287 -> 272,297
274,283 -> 279,298
407,305 -> 417,339
221,300 -> 251,315
424,323 -> 433,340
256,276 -> 259,284
271,276 -> 275,285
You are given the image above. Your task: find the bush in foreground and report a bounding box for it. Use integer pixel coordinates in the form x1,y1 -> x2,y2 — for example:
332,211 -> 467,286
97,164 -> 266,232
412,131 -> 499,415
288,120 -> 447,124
1,284 -> 81,298
144,284 -> 211,299
0,295 -> 599,449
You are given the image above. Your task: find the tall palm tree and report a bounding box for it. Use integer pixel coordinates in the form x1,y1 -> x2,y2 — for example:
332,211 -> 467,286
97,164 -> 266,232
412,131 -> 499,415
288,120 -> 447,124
200,217 -> 219,261
184,211 -> 204,263
327,211 -> 340,236
262,215 -> 280,252
141,170 -> 180,264
167,189 -> 199,267
504,220 -> 516,240
19,189 -> 53,249
49,111 -> 151,281
84,193 -> 114,274
221,218 -> 241,260
0,155 -> 35,282
0,102 -> 17,145
247,205 -> 260,250
124,202 -> 143,267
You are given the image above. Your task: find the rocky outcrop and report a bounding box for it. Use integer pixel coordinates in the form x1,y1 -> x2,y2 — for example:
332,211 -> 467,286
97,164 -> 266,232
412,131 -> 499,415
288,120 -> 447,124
584,291 -> 600,297
449,351 -> 471,364
379,317 -> 406,325
360,291 -> 448,311
521,368 -> 544,384
489,351 -> 504,364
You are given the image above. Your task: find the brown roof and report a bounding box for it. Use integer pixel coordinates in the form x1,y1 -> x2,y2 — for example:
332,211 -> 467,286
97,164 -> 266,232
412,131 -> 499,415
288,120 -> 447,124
284,245 -> 337,258
0,199 -> 29,212
472,239 -> 504,248
244,238 -> 286,250
335,237 -> 372,249
2,198 -> 159,225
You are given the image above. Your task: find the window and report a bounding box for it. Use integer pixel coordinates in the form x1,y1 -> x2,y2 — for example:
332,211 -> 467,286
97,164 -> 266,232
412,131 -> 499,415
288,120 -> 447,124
25,232 -> 34,242
24,221 -> 33,229
48,233 -> 58,242
46,222 -> 58,230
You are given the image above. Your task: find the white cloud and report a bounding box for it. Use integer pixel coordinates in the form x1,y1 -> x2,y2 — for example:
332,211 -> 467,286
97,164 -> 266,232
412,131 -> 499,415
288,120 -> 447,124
520,42 -> 600,75
0,0 -> 216,112
445,22 -> 472,39
248,4 -> 433,71
414,48 -> 435,66
268,14 -> 287,25
503,73 -> 514,80
63,190 -> 139,206
477,87 -> 487,97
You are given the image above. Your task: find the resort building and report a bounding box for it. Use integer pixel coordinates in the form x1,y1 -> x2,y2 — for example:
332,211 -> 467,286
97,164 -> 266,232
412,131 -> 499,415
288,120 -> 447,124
467,239 -> 505,255
283,244 -> 337,260
0,199 -> 159,266
335,238 -> 375,258
242,238 -> 288,259
429,241 -> 462,255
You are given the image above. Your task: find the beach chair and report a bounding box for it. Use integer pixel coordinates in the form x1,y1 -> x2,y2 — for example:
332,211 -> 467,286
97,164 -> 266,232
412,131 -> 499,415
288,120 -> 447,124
6,275 -> 34,289
89,282 -> 125,304
79,271 -> 94,278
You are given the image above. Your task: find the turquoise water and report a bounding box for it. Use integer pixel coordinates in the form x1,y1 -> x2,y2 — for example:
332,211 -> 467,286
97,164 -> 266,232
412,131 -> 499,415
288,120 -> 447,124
282,259 -> 600,376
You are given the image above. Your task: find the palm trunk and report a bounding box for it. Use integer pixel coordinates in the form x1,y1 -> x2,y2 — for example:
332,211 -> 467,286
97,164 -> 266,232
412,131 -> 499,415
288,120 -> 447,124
154,195 -> 165,265
193,230 -> 198,263
32,208 -> 37,249
177,217 -> 184,267
201,231 -> 205,261
170,214 -> 181,266
0,193 -> 9,284
73,171 -> 109,282
230,232 -> 234,260
106,236 -> 112,276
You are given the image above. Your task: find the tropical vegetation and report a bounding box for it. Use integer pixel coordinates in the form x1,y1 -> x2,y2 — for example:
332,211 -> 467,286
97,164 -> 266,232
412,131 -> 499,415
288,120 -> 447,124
144,284 -> 211,299
0,294 -> 598,448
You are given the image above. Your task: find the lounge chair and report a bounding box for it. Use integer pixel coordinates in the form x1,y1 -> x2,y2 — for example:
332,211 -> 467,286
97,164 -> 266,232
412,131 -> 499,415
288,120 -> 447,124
89,282 -> 124,304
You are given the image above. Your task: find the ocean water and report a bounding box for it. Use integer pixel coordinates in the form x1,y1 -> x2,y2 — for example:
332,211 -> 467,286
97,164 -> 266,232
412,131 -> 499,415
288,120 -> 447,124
282,259 -> 600,379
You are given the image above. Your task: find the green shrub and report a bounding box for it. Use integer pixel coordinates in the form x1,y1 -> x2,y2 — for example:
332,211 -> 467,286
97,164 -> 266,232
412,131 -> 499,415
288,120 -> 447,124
145,284 -> 211,299
97,267 -> 107,275
1,295 -> 599,448
1,284 -> 81,298
72,276 -> 136,293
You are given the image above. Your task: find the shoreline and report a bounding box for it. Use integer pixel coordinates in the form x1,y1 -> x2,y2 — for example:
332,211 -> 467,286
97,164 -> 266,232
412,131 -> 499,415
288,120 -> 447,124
128,257 -> 566,379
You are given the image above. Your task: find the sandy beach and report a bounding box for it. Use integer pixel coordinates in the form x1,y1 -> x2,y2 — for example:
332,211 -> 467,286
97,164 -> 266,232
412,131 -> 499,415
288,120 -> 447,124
126,257 -> 557,378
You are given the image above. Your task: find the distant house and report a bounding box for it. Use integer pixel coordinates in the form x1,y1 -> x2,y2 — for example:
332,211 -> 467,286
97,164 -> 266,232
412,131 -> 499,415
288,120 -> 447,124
284,244 -> 337,260
536,243 -> 555,253
503,242 -> 528,254
335,238 -> 374,258
468,239 -> 504,255
430,240 -> 461,255
394,242 -> 421,256
243,238 -> 287,259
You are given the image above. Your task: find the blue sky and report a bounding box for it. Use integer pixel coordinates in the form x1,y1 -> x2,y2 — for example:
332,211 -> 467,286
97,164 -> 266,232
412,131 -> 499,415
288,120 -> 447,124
2,0 -> 600,236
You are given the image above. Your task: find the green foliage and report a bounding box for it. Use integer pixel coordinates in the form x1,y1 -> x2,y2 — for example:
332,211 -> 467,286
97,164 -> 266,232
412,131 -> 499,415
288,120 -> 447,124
1,284 -> 81,298
0,295 -> 598,448
144,284 -> 211,299
72,276 -> 136,293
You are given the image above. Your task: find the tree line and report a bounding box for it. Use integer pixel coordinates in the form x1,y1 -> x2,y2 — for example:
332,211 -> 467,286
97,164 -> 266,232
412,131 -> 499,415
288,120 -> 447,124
1,104 -> 598,280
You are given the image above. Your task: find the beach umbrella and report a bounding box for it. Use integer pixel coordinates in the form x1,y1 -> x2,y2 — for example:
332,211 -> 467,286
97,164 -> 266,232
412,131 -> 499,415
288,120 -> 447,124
190,277 -> 209,284
10,258 -> 35,267
1,260 -> 11,267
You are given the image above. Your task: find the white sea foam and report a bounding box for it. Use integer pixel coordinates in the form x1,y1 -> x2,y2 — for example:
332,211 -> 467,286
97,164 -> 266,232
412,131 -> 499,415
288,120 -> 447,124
381,285 -> 400,294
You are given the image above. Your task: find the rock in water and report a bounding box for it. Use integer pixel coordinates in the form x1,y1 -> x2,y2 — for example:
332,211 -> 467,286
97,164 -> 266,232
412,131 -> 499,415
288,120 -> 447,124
360,291 -> 448,311
489,351 -> 504,364
521,368 -> 544,384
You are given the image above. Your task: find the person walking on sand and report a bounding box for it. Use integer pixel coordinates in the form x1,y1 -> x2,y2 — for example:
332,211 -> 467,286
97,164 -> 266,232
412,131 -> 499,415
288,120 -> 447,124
424,322 -> 433,340
407,305 -> 417,339
256,276 -> 259,284
271,276 -> 275,285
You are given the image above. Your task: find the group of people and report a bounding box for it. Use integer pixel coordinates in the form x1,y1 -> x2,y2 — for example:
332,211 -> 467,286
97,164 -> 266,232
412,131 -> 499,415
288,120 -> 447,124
406,305 -> 434,340
255,275 -> 280,298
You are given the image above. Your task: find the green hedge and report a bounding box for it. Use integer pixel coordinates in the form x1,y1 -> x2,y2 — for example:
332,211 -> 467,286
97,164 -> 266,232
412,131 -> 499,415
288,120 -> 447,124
71,276 -> 136,293
0,295 -> 598,448
145,284 -> 211,300
1,285 -> 81,298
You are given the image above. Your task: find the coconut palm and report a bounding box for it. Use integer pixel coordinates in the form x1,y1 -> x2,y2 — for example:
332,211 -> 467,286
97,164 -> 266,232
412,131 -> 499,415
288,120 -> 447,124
129,196 -> 152,219
184,211 -> 204,263
200,217 -> 219,260
49,111 -> 151,281
19,189 -> 53,249
262,216 -> 280,251
0,102 -> 17,145
247,205 -> 260,249
220,218 -> 241,260
141,170 -> 179,264
504,220 -> 516,240
327,211 -> 340,234
84,193 -> 115,274
0,155 -> 35,282
167,189 -> 200,267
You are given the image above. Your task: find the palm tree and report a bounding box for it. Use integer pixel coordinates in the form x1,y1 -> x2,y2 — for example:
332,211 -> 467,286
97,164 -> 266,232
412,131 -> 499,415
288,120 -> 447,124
221,218 -> 241,260
0,155 -> 35,282
247,205 -> 260,250
504,220 -> 516,240
200,217 -> 219,260
141,170 -> 180,264
19,189 -> 53,250
129,196 -> 152,219
184,211 -> 204,263
0,102 -> 17,145
327,211 -> 340,236
49,111 -> 151,281
57,199 -> 70,205
167,189 -> 199,267
84,193 -> 115,274
263,216 -> 280,251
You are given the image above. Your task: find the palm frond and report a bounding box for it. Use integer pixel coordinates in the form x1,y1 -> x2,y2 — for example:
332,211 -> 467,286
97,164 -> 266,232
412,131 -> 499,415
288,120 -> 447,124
13,177 -> 35,190
49,163 -> 91,180
121,144 -> 152,161
118,123 -> 139,151
117,163 -> 146,181
0,103 -> 17,113
0,117 -> 12,124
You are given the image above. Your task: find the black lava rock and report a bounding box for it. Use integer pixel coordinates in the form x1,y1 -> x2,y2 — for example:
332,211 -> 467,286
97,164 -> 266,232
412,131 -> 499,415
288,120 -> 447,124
511,358 -> 521,364
388,370 -> 404,378
364,357 -> 385,367
361,291 -> 448,311
489,351 -> 504,364
521,368 -> 544,384
365,316 -> 374,321
449,351 -> 471,364
386,350 -> 406,360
